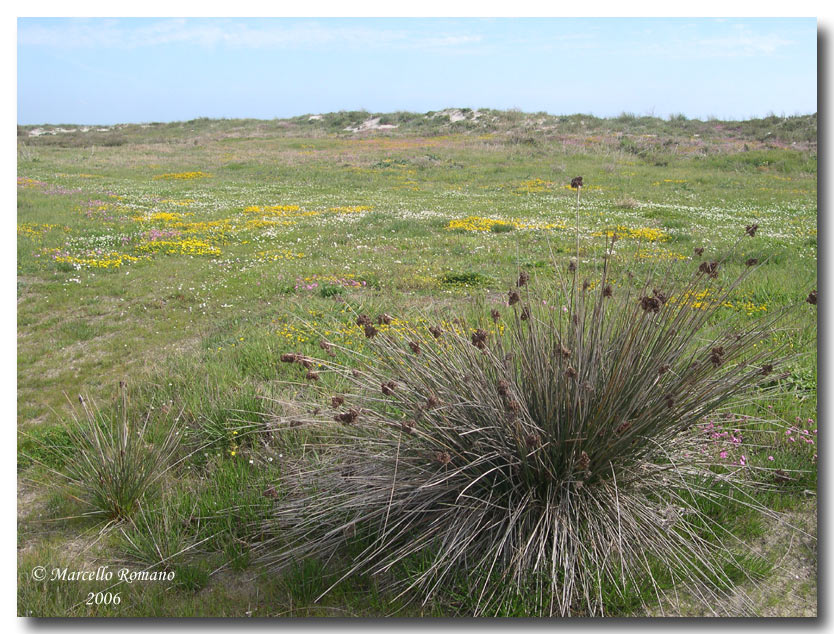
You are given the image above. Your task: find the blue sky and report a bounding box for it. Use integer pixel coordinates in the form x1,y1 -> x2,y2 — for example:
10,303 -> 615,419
17,17 -> 817,125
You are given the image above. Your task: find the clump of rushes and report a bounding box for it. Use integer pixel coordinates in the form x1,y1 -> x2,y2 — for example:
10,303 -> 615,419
45,390 -> 182,522
258,228 -> 808,617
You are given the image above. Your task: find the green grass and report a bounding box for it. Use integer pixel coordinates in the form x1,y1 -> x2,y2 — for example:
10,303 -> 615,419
17,109 -> 817,617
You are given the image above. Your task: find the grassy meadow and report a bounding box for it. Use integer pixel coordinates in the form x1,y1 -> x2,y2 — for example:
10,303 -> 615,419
17,110 -> 818,616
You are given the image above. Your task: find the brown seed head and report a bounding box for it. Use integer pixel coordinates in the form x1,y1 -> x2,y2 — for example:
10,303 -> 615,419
356,314 -> 371,326
525,433 -> 541,449
652,289 -> 667,304
694,247 -> 705,257
497,379 -> 510,398
425,394 -> 440,410
517,271 -> 530,287
745,223 -> 759,237
508,289 -> 521,305
335,409 -> 360,425
305,370 -> 319,381
746,258 -> 759,267
363,323 -> 378,338
381,380 -> 397,396
471,329 -> 489,350
760,364 -> 774,376
570,176 -> 584,189
710,346 -> 725,367
558,344 -> 572,358
603,284 -> 613,298
807,290 -> 817,305
331,395 -> 345,408
658,363 -> 671,376
568,258 -> 577,273
640,295 -> 662,313
377,313 -> 393,325
401,420 -> 416,434
409,341 -> 422,355
578,450 -> 590,470
565,366 -> 577,380
520,305 -> 531,321
699,261 -> 719,278
429,325 -> 444,339
280,353 -> 298,363
490,309 -> 501,323
435,451 -> 452,466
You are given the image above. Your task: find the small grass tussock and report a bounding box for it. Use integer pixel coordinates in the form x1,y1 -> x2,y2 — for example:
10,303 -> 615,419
43,389 -> 184,521
255,217 -> 810,616
117,499 -> 201,570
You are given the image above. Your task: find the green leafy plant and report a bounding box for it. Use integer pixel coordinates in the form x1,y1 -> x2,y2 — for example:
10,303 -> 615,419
440,271 -> 492,287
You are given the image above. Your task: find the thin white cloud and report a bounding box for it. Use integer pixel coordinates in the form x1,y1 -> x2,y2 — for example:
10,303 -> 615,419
635,25 -> 797,58
695,33 -> 795,56
18,18 -> 484,51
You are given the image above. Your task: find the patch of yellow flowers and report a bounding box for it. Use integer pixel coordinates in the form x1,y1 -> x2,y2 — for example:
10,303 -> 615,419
671,288 -> 767,315
593,225 -> 668,242
244,205 -> 302,215
447,216 -> 563,232
18,223 -> 69,240
153,171 -> 212,180
135,238 -> 221,256
51,250 -> 145,269
516,178 -> 553,193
